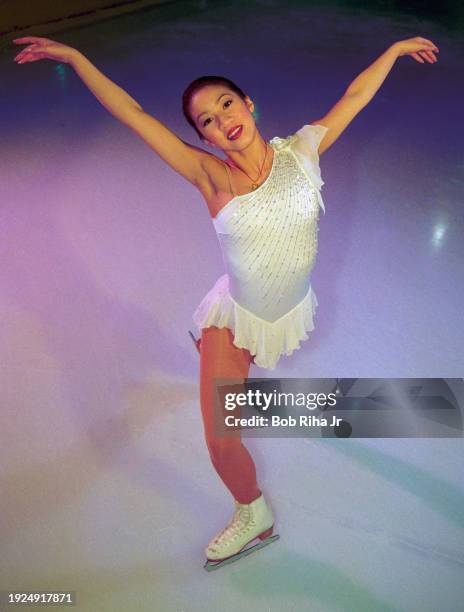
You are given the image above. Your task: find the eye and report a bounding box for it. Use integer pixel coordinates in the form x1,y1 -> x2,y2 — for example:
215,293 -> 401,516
203,99 -> 233,127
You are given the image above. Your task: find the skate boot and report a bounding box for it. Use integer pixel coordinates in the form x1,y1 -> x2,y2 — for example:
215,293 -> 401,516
204,493 -> 279,571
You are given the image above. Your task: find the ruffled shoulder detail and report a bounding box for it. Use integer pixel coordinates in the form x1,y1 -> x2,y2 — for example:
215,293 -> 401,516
192,274 -> 319,370
269,133 -> 298,150
270,124 -> 329,214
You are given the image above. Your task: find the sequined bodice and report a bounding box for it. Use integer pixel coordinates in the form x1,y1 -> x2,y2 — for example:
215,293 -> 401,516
212,145 -> 321,322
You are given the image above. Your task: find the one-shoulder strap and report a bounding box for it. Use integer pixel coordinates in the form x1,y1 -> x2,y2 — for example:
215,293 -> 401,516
223,161 -> 236,197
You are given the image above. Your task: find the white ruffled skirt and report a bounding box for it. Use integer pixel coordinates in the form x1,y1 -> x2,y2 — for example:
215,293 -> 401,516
192,274 -> 318,370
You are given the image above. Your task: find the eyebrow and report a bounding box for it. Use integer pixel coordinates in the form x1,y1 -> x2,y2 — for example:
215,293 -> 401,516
196,93 -> 230,122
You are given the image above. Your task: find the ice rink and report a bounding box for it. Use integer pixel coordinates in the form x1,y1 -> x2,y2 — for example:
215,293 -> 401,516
1,1 -> 463,610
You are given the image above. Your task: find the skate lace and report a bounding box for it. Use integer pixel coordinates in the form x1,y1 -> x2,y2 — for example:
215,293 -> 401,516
213,506 -> 255,544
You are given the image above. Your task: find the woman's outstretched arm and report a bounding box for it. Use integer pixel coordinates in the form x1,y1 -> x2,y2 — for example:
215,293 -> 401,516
345,37 -> 439,102
13,37 -> 208,187
70,50 -> 144,120
311,36 -> 439,156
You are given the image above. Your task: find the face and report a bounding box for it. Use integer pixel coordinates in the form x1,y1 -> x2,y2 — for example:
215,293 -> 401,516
190,85 -> 256,149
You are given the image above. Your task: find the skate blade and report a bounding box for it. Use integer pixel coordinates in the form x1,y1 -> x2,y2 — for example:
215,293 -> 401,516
203,534 -> 280,572
188,330 -> 200,354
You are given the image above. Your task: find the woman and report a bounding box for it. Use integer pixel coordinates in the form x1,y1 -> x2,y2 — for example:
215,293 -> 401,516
13,35 -> 439,568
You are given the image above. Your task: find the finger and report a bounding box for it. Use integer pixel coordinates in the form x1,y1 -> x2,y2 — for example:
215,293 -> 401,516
15,51 -> 34,62
13,37 -> 41,44
419,51 -> 434,63
419,50 -> 434,63
412,52 -> 424,63
417,36 -> 433,45
16,50 -> 39,63
13,36 -> 49,43
421,38 -> 439,52
15,54 -> 31,63
423,50 -> 438,62
14,44 -> 38,59
18,53 -> 44,64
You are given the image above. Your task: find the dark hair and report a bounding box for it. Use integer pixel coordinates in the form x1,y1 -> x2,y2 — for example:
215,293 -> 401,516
182,76 -> 248,141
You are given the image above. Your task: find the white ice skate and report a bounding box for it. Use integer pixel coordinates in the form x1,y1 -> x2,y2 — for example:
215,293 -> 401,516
204,493 -> 280,571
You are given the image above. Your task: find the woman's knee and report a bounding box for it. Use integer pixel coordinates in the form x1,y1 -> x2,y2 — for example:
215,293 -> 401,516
198,327 -> 251,443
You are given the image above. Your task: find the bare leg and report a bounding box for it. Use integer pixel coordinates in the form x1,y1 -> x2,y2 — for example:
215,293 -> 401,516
199,326 -> 260,504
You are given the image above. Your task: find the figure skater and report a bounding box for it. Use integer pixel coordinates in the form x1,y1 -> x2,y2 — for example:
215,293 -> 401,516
13,34 -> 439,570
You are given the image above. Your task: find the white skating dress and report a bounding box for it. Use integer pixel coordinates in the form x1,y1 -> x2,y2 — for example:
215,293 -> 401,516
193,123 -> 329,370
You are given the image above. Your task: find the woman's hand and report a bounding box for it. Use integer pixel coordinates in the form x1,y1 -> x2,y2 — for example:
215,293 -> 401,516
13,37 -> 77,64
392,37 -> 439,64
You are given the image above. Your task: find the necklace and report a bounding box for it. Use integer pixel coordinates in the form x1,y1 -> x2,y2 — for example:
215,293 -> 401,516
229,141 -> 270,190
